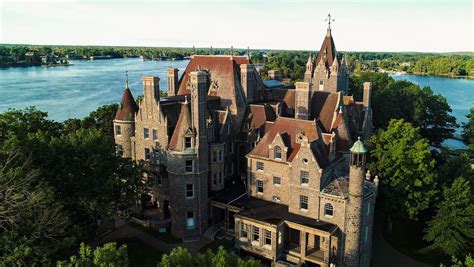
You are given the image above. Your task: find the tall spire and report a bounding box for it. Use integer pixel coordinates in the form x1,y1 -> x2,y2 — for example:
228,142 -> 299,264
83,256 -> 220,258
325,13 -> 335,36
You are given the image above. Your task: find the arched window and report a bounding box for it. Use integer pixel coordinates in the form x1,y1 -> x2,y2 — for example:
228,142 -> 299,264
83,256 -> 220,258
324,203 -> 334,216
274,146 -> 282,159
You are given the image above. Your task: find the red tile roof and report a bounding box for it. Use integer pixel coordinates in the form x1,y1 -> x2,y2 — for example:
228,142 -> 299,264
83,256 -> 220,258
315,30 -> 337,67
247,117 -> 329,167
168,103 -> 191,151
115,88 -> 138,121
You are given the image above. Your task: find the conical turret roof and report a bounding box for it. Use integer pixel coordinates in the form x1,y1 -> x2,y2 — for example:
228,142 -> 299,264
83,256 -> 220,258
350,137 -> 368,154
115,88 -> 138,121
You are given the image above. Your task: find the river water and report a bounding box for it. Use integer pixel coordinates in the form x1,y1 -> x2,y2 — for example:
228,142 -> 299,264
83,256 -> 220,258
0,58 -> 472,149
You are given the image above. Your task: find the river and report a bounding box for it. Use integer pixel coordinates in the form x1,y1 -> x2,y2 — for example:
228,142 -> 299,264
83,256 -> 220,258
0,58 -> 472,149
391,74 -> 473,149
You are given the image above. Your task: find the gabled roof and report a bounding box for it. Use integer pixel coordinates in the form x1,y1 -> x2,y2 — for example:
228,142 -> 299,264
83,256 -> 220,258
315,28 -> 337,67
168,103 -> 192,151
311,91 -> 340,132
247,117 -> 329,166
247,104 -> 277,132
115,88 -> 138,121
271,88 -> 295,109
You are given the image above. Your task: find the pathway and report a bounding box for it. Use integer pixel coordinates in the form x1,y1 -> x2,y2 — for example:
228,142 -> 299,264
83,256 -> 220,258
100,218 -> 212,255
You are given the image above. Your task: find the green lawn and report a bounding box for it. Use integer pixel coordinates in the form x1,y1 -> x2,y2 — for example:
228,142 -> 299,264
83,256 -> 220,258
116,238 -> 162,267
127,221 -> 182,244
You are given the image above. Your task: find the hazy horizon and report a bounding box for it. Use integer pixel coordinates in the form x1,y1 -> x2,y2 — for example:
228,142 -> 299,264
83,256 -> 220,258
1,0 -> 473,53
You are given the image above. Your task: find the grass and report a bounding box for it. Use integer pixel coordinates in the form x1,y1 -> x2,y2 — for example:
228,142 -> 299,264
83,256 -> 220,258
116,238 -> 163,267
127,221 -> 182,244
199,238 -> 235,253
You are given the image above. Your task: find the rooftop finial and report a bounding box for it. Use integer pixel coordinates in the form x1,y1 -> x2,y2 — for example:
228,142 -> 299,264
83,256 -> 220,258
125,70 -> 129,89
184,95 -> 189,104
230,45 -> 234,60
247,46 -> 250,58
325,13 -> 335,29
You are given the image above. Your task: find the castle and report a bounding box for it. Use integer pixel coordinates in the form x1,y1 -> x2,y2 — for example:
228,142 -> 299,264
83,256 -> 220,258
113,20 -> 377,267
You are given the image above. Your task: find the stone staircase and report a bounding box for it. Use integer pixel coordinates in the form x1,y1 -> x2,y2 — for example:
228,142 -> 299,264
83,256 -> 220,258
203,225 -> 220,240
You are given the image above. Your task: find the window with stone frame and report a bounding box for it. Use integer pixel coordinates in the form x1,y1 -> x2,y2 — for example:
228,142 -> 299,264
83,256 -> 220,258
186,184 -> 194,199
212,151 -> 218,163
300,170 -> 309,185
152,129 -> 158,141
273,176 -> 281,185
300,195 -> 308,210
256,162 -> 264,171
219,172 -> 223,184
115,145 -> 123,156
324,203 -> 334,216
185,160 -> 193,173
144,148 -> 151,160
186,211 -> 195,229
115,125 -> 121,136
252,226 -> 260,242
184,137 -> 192,149
264,229 -> 272,246
228,142 -> 234,154
218,150 -> 223,162
240,223 -> 248,239
256,180 -> 264,193
144,128 -> 149,139
213,173 -> 218,186
274,146 -> 282,159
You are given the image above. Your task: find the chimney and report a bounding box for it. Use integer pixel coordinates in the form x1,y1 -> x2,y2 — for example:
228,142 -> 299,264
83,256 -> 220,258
142,76 -> 160,102
240,64 -> 255,103
363,82 -> 372,109
295,81 -> 312,120
167,68 -> 179,96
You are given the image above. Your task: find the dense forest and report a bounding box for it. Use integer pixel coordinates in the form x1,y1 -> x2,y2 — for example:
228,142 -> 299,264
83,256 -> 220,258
1,44 -> 473,78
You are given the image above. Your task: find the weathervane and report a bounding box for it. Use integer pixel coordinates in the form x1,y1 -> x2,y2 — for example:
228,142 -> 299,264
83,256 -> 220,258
325,13 -> 335,29
125,70 -> 129,88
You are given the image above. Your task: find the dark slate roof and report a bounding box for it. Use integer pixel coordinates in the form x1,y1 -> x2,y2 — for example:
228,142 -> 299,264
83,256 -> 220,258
115,88 -> 138,121
237,198 -> 338,232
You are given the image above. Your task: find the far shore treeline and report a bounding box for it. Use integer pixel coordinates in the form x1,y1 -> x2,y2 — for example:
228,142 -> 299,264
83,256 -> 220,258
1,44 -> 474,78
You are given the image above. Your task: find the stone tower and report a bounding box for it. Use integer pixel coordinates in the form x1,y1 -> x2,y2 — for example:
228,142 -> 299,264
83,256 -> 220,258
114,74 -> 138,158
295,81 -> 312,120
167,68 -> 179,96
167,71 -> 209,238
345,137 -> 368,266
362,82 -> 373,140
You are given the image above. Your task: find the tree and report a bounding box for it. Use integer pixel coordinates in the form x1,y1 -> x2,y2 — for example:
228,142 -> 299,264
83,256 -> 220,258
442,254 -> 474,267
158,246 -> 260,267
159,247 -> 193,267
462,107 -> 474,149
368,119 -> 438,220
56,242 -> 128,266
0,150 -> 70,265
424,177 -> 474,257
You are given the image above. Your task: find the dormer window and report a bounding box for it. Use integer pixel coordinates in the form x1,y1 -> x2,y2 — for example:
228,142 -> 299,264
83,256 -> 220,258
115,125 -> 121,136
274,146 -> 282,160
184,137 -> 192,149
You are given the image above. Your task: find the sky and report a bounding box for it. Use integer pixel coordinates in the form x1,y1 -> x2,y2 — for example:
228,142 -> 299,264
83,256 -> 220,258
0,0 -> 473,52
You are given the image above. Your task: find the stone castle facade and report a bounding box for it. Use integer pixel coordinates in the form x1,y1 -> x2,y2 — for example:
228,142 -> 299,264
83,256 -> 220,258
114,23 -> 377,266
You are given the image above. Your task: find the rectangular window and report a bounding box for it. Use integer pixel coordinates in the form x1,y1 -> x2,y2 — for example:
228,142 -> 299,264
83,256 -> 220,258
319,80 -> 324,85
186,184 -> 194,198
218,150 -> 223,162
144,148 -> 151,160
257,180 -> 264,193
186,212 -> 195,229
273,176 -> 281,185
185,160 -> 193,173
252,226 -> 260,242
143,128 -> 149,139
272,196 -> 281,202
300,195 -> 308,210
212,151 -> 217,163
115,144 -> 123,156
240,223 -> 248,239
264,229 -> 272,246
115,125 -> 121,136
256,162 -> 264,171
366,203 -> 371,216
228,143 -> 234,154
230,162 -> 234,175
300,171 -> 309,185
184,137 -> 192,149
152,129 -> 158,141
213,173 -> 217,186
364,225 -> 369,244
152,150 -> 160,164
219,172 -> 223,184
